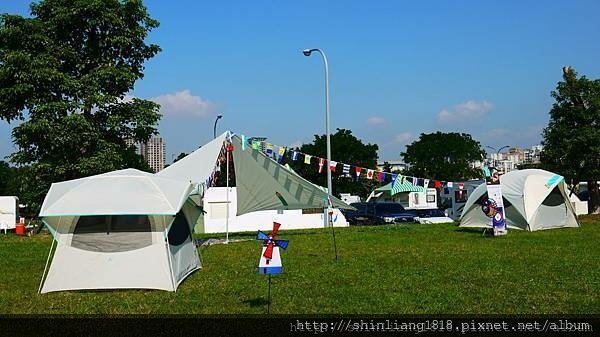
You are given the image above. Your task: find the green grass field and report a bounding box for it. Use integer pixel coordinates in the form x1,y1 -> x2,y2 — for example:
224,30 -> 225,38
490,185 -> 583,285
0,217 -> 598,315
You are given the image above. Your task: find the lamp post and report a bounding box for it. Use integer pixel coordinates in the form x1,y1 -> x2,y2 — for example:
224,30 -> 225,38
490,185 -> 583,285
213,114 -> 223,139
303,48 -> 332,222
485,145 -> 510,170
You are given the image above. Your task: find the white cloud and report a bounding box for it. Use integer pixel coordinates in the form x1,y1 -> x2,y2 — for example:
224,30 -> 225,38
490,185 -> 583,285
437,100 -> 493,123
367,116 -> 385,126
121,93 -> 135,103
152,90 -> 218,118
394,132 -> 413,144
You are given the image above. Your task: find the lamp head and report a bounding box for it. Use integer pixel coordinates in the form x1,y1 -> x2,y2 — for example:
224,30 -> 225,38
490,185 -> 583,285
302,49 -> 312,56
217,115 -> 223,119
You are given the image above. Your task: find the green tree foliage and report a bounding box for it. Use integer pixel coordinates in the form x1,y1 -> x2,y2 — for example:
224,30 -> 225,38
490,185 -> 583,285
541,66 -> 600,214
402,132 -> 485,181
0,0 -> 161,212
286,129 -> 379,199
0,161 -> 14,195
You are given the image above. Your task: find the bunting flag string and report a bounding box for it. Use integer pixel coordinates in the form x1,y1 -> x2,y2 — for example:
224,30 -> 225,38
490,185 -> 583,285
237,133 -> 463,191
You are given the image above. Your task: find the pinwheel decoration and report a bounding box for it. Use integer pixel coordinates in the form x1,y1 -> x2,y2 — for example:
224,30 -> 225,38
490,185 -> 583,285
257,222 -> 289,275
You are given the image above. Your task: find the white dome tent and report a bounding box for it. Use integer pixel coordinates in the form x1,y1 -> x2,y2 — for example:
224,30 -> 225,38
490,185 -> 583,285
459,169 -> 579,231
38,169 -> 201,293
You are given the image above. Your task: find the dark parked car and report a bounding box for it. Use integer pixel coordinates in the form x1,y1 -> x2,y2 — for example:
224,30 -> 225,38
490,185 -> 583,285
342,202 -> 418,225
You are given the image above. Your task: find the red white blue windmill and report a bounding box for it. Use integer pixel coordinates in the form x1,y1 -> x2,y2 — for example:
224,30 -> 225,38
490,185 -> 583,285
257,222 -> 289,275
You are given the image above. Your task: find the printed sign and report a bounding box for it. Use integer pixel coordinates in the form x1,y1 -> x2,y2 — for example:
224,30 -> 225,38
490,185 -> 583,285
483,167 -> 507,236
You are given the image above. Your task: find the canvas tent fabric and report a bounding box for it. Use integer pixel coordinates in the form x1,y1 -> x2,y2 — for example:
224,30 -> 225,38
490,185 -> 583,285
459,169 -> 579,231
39,169 -> 201,293
231,135 -> 354,215
156,132 -> 228,186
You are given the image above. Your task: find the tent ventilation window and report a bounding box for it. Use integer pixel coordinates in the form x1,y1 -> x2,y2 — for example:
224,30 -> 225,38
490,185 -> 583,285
71,215 -> 152,252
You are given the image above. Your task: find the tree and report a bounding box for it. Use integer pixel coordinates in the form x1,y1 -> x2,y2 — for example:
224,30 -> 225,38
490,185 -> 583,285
285,129 -> 379,199
541,66 -> 600,214
401,132 -> 485,181
174,152 -> 188,163
0,0 -> 161,212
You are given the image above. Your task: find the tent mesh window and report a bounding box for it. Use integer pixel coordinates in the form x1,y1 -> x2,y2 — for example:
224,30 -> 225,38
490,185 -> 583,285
168,211 -> 191,246
71,215 -> 152,252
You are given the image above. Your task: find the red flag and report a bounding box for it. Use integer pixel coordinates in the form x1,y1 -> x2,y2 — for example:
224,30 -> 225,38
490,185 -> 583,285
329,160 -> 337,172
434,180 -> 442,189
355,167 -> 362,180
377,171 -> 383,181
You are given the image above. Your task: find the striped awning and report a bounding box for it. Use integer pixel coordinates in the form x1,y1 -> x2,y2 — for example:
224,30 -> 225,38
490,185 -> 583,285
375,181 -> 425,195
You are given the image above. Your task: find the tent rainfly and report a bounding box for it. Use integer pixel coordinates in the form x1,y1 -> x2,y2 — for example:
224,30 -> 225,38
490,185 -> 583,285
459,169 -> 579,231
39,169 -> 202,293
231,135 -> 354,215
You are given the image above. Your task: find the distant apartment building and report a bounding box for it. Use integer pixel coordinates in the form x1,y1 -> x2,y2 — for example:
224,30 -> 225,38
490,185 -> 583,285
124,137 -> 167,172
140,137 -> 166,173
486,145 -> 543,173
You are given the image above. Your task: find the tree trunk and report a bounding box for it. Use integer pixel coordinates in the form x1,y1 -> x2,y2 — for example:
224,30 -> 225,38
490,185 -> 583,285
588,180 -> 600,214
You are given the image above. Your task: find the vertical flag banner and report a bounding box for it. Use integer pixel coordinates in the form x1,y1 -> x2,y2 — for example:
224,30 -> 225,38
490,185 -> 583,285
366,169 -> 374,180
318,158 -> 325,173
291,151 -> 299,161
304,154 -> 312,164
376,171 -> 383,182
483,167 -> 507,236
447,182 -> 453,189
355,167 -> 362,181
266,144 -> 274,156
412,177 -> 418,185
424,179 -> 430,188
329,161 -> 337,172
391,174 -> 398,184
343,164 -> 350,175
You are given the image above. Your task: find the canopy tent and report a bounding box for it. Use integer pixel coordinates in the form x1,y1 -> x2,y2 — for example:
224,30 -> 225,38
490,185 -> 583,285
157,132 -> 228,186
231,135 -> 354,215
459,169 -> 579,231
375,181 -> 425,194
39,169 -> 201,293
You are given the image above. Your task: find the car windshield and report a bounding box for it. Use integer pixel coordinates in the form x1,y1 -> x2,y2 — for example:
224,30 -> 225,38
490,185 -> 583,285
375,203 -> 405,212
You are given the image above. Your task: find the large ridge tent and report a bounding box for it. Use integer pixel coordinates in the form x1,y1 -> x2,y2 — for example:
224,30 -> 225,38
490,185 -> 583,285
459,169 -> 579,231
230,135 -> 353,215
159,131 -> 353,215
39,169 -> 201,293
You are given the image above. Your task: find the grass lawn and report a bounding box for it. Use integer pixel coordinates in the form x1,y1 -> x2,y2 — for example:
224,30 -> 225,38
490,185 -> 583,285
0,217 -> 598,314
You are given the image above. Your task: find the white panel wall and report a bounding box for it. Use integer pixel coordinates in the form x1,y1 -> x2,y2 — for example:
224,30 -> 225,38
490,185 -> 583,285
202,187 -> 349,234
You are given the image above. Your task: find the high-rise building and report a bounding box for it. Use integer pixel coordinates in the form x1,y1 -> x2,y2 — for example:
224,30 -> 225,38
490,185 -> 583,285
140,137 -> 166,173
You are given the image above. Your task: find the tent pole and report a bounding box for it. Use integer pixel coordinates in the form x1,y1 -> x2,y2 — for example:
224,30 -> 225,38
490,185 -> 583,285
225,138 -> 230,243
38,233 -> 55,294
164,222 -> 176,291
330,214 -> 338,261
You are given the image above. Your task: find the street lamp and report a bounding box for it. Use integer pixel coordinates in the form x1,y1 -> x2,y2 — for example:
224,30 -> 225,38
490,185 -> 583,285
302,48 -> 332,209
213,114 -> 223,139
485,145 -> 510,170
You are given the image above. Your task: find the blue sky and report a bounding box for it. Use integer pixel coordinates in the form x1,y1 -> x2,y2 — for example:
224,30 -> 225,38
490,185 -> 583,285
1,0 -> 599,163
